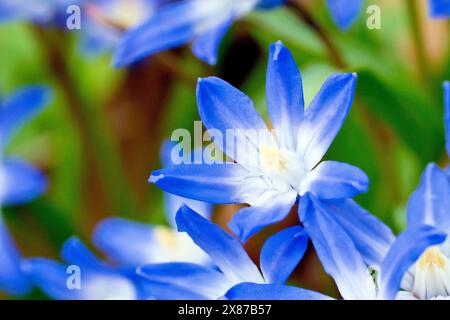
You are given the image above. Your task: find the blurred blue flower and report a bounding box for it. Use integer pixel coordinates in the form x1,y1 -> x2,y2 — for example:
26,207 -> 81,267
429,0 -> 450,18
113,0 -> 364,66
0,86 -> 51,296
22,214 -> 213,299
22,142 -> 212,299
81,0 -> 163,56
325,0 -> 363,30
22,237 -> 145,300
113,0 -> 285,66
150,41 -> 368,242
0,0 -> 81,25
137,205 -> 324,300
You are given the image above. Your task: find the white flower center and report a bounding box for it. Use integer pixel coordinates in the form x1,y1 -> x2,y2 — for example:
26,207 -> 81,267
236,144 -> 307,206
411,247 -> 450,299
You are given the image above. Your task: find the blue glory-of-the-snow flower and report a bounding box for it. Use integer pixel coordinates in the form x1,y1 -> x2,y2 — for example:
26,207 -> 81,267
150,41 -> 369,242
114,0 -> 363,67
22,141 -> 212,299
136,205 -> 331,300
0,86 -> 51,296
22,237 -> 148,300
429,0 -> 450,18
231,163 -> 450,300
301,161 -> 450,300
232,87 -> 450,300
22,214 -> 212,300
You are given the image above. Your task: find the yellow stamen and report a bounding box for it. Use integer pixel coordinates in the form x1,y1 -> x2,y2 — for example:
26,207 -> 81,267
259,144 -> 286,173
154,227 -> 178,249
417,247 -> 446,269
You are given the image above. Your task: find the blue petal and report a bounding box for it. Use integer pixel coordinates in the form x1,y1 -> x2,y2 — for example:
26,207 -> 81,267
138,262 -> 231,300
0,0 -> 56,23
0,216 -> 31,295
445,81 -> 449,157
266,41 -> 304,150
192,17 -> 233,65
429,0 -> 450,18
228,191 -> 297,242
260,226 -> 308,284
325,0 -> 363,30
176,205 -> 264,284
92,218 -> 158,266
379,225 -> 447,300
299,194 -> 376,299
224,282 -> 333,300
406,163 -> 450,233
0,85 -> 51,148
61,237 -> 107,271
197,77 -> 269,162
160,140 -> 213,226
297,73 -> 357,170
256,0 -> 286,9
113,0 -> 227,67
300,160 -> 369,199
164,192 -> 213,228
319,199 -> 395,266
21,258 -> 85,300
149,163 -> 247,204
0,157 -> 47,206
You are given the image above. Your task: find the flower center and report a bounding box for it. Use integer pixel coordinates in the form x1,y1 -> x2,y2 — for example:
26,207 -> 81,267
412,246 -> 450,299
108,0 -> 149,28
87,0 -> 150,30
154,226 -> 179,250
259,144 -> 286,174
417,247 -> 446,269
257,144 -> 307,193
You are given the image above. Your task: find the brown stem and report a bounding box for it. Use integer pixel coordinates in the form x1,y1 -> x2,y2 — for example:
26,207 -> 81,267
286,0 -> 346,68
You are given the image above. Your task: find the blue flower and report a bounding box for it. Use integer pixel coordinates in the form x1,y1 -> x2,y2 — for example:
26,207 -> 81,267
22,237 -> 145,300
113,0 -> 285,66
429,0 -> 450,18
239,163 -> 450,300
22,142 -> 213,299
136,205 -> 324,300
150,41 -> 368,242
23,216 -> 215,300
0,86 -> 51,296
325,0 -> 363,30
80,0 -> 162,56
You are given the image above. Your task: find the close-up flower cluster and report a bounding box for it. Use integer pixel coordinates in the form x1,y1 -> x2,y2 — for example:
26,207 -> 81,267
0,0 -> 450,302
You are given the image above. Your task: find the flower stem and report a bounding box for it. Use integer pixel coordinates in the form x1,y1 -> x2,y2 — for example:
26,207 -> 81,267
286,0 -> 347,68
405,0 -> 431,85
32,27 -> 139,217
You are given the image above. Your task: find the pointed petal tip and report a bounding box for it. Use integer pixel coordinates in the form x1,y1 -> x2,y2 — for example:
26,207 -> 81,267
270,40 -> 286,60
148,171 -> 164,184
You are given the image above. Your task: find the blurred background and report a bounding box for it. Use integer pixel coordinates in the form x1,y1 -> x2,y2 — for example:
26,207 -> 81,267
0,0 -> 449,299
